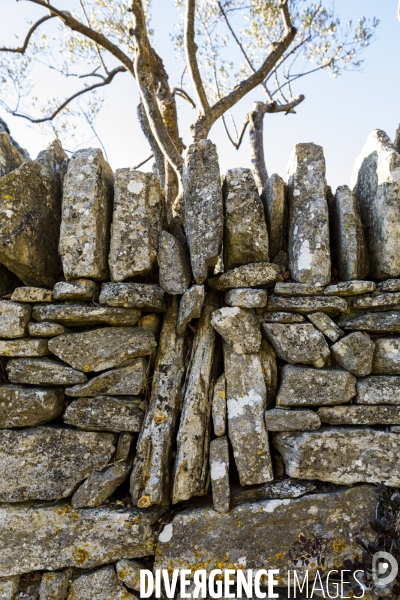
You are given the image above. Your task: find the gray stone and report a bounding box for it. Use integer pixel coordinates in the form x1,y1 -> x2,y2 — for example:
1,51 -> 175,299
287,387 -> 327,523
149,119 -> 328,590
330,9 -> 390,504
224,288 -> 268,308
372,337 -> 400,374
352,129 -> 400,279
264,408 -> 321,431
11,287 -> 52,303
274,427 -> 400,486
379,279 -> 400,293
263,173 -> 287,259
183,140 -> 223,284
261,312 -> 305,323
32,304 -> 141,327
0,427 -> 114,501
331,332 -> 374,376
277,365 -> 356,406
259,338 -> 277,407
7,358 -> 87,386
209,436 -> 230,513
391,426 -> 400,433
324,280 -> 375,296
116,559 -> 144,591
0,119 -> 29,161
176,285 -> 205,334
48,327 -> 156,373
223,168 -> 269,270
0,140 -> 65,286
262,323 -> 330,368
27,322 -> 69,337
59,148 -> 114,280
0,265 -> 21,298
230,478 -> 316,503
115,432 -> 133,462
287,143 -> 330,286
356,376 -> 400,404
65,358 -> 147,397
67,566 -> 136,600
0,132 -> 24,178
224,346 -> 273,486
72,462 -> 131,508
39,571 -> 70,600
0,301 -> 30,338
274,282 -> 323,296
307,311 -> 344,342
212,374 -> 226,437
0,575 -> 20,599
99,282 -> 165,311
266,294 -> 348,315
338,311 -> 400,333
351,291 -> 400,311
317,405 -> 400,425
208,262 -> 281,291
53,279 -> 99,301
64,396 -> 144,433
158,231 -> 191,295
211,307 -> 261,354
0,339 -> 49,357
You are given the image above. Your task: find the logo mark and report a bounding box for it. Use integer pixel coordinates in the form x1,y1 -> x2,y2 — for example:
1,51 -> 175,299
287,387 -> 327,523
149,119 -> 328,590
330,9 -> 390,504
372,551 -> 398,587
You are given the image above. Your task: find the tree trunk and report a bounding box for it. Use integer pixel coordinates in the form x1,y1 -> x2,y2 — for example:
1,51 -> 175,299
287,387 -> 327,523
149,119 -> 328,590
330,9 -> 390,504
249,101 -> 268,194
137,102 -> 166,187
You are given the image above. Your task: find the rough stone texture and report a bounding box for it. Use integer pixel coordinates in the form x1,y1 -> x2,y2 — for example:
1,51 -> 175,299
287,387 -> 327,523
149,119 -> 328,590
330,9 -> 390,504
158,231 -> 191,295
211,307 -> 261,354
338,311 -> 400,333
352,129 -> 400,279
0,140 -> 65,286
99,282 -> 165,311
176,285 -> 205,334
264,408 -> 321,431
208,262 -> 281,291
0,265 -> 21,298
11,287 -> 52,303
262,323 -> 330,368
254,478 -> 316,500
67,566 -> 136,600
263,173 -> 287,259
277,365 -> 356,406
317,405 -> 400,425
7,358 -> 87,386
372,337 -> 400,374
379,279 -> 400,292
224,288 -> 267,308
274,428 -> 400,486
332,185 -> 370,280
212,373 -> 226,437
0,503 -> 156,576
59,148 -> 114,280
274,282 -> 323,296
53,279 -> 99,301
351,291 -> 400,311
356,376 -> 400,404
209,436 -> 230,513
32,304 -> 141,327
287,143 -> 330,286
331,332 -> 374,376
0,427 -> 114,501
183,140 -> 223,284
0,131 -> 24,178
0,339 -> 49,357
64,396 -> 144,433
65,358 -> 146,397
131,299 -> 186,508
27,322 -> 69,337
39,571 -> 70,600
16,573 -> 40,599
115,432 -> 133,462
116,559 -> 144,591
72,462 -> 131,508
261,312 -> 305,323
266,294 -> 348,315
224,346 -> 273,486
324,280 -> 375,296
0,575 -> 20,599
48,327 -> 156,373
307,311 -> 344,342
259,338 -> 277,407
223,168 -> 269,270
0,301 -> 30,338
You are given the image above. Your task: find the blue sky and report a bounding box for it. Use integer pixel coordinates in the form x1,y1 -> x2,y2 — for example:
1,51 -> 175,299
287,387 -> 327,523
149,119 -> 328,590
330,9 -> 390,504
0,0 -> 399,190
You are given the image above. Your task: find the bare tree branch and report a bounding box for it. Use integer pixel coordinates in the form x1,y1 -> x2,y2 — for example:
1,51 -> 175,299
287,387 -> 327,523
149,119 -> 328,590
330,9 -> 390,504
185,0 -> 210,115
78,0 -> 108,75
0,14 -> 55,53
172,87 -> 196,108
221,112 -> 249,150
132,151 -> 154,169
264,94 -> 305,114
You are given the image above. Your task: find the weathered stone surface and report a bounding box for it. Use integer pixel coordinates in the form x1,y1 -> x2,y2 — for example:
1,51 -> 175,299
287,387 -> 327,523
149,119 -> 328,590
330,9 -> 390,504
116,559 -> 144,591
68,566 -> 136,600
176,285 -> 205,334
264,408 -> 321,431
211,374 -> 227,438
211,307 -> 261,354
27,321 -> 69,337
379,279 -> 400,293
99,282 -> 165,311
32,304 -> 141,327
277,365 -> 356,406
351,291 -> 400,312
7,358 -> 87,386
0,575 -> 19,599
0,503 -> 156,576
172,295 -> 217,502
209,436 -> 230,513
261,311 -> 305,323
158,231 -> 191,295
324,280 -> 375,296
263,173 -> 287,259
11,287 -> 52,303
262,323 -> 330,368
352,129 -> 400,279
223,168 -> 269,270
0,301 -> 30,338
224,288 -> 267,308
131,299 -> 186,508
0,140 -> 65,286
116,432 -> 133,462
155,485 -> 376,581
356,376 -> 400,404
72,462 -> 131,508
338,311 -> 400,333
287,143 -> 330,286
64,396 -> 144,433
331,332 -> 374,376
318,405 -> 400,425
0,339 -> 49,357
48,327 -> 156,372
183,140 -> 223,284
16,573 -> 40,599
372,337 -> 400,374
208,262 -> 281,291
39,571 -> 69,600
53,279 -> 99,301
0,427 -> 114,501
65,358 -> 146,397
0,265 -> 21,297
59,148 -> 114,280
272,249 -> 289,275
274,282 -> 323,296
0,131 -> 24,178
230,478 -> 316,504
259,338 -> 277,407
274,428 -> 400,485
307,311 -> 344,342
266,294 -> 348,315
224,346 -> 273,485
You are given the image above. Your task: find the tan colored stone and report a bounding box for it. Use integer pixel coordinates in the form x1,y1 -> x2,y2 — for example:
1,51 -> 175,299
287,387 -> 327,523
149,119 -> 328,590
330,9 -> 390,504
262,322 -> 330,368
158,231 -> 191,295
211,306 -> 261,354
263,173 -> 287,259
67,565 -> 136,600
64,396 -> 144,433
53,279 -> 99,301
372,337 -> 400,374
307,311 -> 344,343
224,288 -> 268,308
71,462 -> 131,508
209,436 -> 230,513
331,332 -> 375,376
267,294 -> 348,315
0,338 -> 49,357
27,321 -> 69,337
11,287 -> 52,303
176,285 -> 205,334
209,262 -> 281,291
65,358 -> 146,397
212,374 -> 226,437
264,408 -> 321,431
0,301 -> 30,338
32,303 -> 141,327
99,282 -> 165,311
0,131 -> 24,178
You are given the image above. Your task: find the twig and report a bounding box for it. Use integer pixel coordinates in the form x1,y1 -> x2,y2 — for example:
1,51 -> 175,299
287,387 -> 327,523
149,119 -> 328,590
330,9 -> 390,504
132,152 -> 154,169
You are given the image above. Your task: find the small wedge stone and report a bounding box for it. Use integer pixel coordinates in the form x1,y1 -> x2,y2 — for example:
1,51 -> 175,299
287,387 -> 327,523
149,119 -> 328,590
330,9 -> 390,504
266,294 -> 348,315
158,231 -> 191,295
318,405 -> 400,425
64,396 -> 144,432
262,323 -> 330,368
212,374 -> 226,437
274,282 -> 323,296
0,385 -> 64,428
65,358 -> 147,397
0,301 -> 31,338
115,432 -> 133,462
0,131 -> 24,177
39,571 -> 70,600
307,312 -> 344,342
264,408 -> 321,432
116,559 -> 144,591
331,332 -> 374,376
261,312 -> 305,323
7,357 -> 86,386
11,287 -> 52,303
32,304 -> 141,327
356,376 -> 400,405
324,281 -> 375,296
210,436 -> 230,513
53,279 -> 98,301
176,285 -> 205,334
67,566 -> 136,600
379,279 -> 400,293
263,173 -> 287,259
72,462 -> 131,508
0,339 -> 49,357
208,262 -> 281,291
99,282 -> 165,311
338,311 -> 400,333
372,337 -> 400,374
211,307 -> 261,354
225,288 -> 267,308
259,338 -> 277,407
27,321 -> 69,337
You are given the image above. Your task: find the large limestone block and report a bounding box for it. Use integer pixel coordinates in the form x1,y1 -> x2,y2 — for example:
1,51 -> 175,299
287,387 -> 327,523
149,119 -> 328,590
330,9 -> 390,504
0,131 -> 24,177
65,358 -> 146,397
223,168 -> 269,270
109,169 -> 162,281
266,294 -> 347,315
331,332 -> 374,376
356,375 -> 400,404
209,436 -> 230,513
0,427 -> 114,501
0,338 -> 49,357
158,231 -> 191,295
32,303 -> 140,327
338,311 -> 400,333
0,301 -> 30,338
208,262 -> 281,291
71,462 -> 131,508
67,566 -> 136,600
48,327 -> 156,372
317,405 -> 400,425
287,143 -> 330,286
59,148 -> 114,280
372,337 -> 400,374
64,396 -> 144,433
7,358 -> 87,386
352,129 -> 400,278
0,140 -> 66,286
263,173 -> 287,259
262,323 -> 330,368
183,140 -> 223,283
211,307 -> 261,354
274,427 -> 400,486
99,282 -> 165,311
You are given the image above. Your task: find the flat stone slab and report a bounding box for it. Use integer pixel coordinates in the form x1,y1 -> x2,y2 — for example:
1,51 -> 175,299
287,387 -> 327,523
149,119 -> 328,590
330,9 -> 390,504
65,358 -> 146,397
68,565 -> 136,599
0,338 -> 49,357
176,285 -> 205,334
11,287 -> 53,303
53,279 -> 99,301
274,427 -> 400,486
372,337 -> 400,374
99,282 -> 165,311
0,301 -> 31,338
32,304 -> 141,327
317,405 -> 400,425
331,332 -> 375,376
7,357 -> 87,386
351,292 -> 400,311
338,311 -> 400,334
64,396 -> 144,432
225,288 -> 268,308
208,262 -> 281,291
27,321 -> 69,337
71,462 -> 131,508
274,282 -> 323,296
356,376 -> 400,404
261,312 -> 305,323
0,384 -> 64,428
307,311 -> 343,342
324,281 -> 375,296
230,478 -> 317,504
211,307 -> 261,354
266,294 -> 348,315
264,408 -> 321,431
379,279 -> 400,293
262,323 -> 330,368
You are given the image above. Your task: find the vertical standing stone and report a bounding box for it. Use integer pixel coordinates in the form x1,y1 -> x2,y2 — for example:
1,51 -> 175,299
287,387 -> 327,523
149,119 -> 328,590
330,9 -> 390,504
0,132 -> 24,178
287,143 -> 331,286
263,173 -> 287,259
109,169 -> 163,282
158,231 -> 191,294
209,436 -> 230,513
212,373 -> 226,436
260,338 -> 277,408
352,129 -> 400,279
183,141 -> 223,283
222,168 -> 269,270
59,148 -> 114,280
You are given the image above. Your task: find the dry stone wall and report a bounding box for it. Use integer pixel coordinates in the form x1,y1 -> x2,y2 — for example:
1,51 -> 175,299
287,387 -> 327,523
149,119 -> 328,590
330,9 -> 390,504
0,128 -> 399,597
